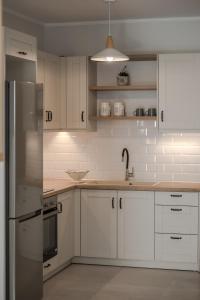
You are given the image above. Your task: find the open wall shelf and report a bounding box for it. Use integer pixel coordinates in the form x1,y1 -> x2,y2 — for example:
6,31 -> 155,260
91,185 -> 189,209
89,84 -> 157,91
91,116 -> 157,121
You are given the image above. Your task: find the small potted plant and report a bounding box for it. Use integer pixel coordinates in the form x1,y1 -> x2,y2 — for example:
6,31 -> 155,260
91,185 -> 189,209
117,65 -> 129,86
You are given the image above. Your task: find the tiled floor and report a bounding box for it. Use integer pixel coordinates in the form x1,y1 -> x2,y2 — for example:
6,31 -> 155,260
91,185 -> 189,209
43,264 -> 200,300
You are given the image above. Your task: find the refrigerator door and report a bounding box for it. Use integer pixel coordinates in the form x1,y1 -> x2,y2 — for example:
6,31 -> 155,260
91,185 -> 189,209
9,210 -> 43,300
7,81 -> 43,218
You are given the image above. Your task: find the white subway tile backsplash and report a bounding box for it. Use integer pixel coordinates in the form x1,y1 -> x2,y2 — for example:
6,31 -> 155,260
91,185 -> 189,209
43,121 -> 200,182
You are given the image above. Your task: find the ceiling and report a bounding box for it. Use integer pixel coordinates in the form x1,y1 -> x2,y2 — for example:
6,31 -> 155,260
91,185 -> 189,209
4,0 -> 200,24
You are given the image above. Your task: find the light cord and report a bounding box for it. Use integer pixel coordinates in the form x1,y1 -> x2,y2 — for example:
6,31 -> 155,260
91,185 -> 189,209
108,1 -> 111,36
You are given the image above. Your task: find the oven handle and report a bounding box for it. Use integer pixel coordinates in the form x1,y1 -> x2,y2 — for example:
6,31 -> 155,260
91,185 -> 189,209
43,210 -> 58,219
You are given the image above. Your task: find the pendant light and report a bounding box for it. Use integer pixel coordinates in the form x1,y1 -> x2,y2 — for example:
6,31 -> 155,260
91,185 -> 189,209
91,0 -> 129,62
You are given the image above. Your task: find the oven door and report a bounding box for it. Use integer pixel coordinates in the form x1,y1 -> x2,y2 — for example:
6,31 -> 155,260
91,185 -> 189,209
43,208 -> 58,262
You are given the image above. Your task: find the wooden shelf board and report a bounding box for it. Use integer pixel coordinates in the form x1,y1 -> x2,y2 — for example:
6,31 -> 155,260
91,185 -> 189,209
90,84 -> 157,91
91,116 -> 157,121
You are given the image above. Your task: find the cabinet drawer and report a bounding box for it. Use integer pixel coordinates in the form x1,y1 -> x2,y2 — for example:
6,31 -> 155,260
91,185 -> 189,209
5,28 -> 37,61
155,234 -> 198,264
43,256 -> 58,278
155,206 -> 198,234
155,192 -> 198,206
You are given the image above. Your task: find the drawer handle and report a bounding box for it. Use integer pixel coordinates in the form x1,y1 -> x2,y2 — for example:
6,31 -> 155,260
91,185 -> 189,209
18,51 -> 27,55
44,263 -> 51,268
171,208 -> 183,212
170,194 -> 182,198
119,198 -> 122,209
170,236 -> 182,240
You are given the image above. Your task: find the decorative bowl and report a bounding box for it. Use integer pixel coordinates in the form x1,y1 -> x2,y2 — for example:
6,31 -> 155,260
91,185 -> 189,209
65,170 -> 89,181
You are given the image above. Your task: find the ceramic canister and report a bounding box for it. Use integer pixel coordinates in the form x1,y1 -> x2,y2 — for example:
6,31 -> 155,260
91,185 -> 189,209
113,102 -> 125,116
100,102 -> 111,116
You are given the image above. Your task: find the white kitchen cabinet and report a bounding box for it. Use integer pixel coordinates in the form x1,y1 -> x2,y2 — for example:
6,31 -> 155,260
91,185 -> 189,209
155,234 -> 198,264
81,190 -> 117,258
37,51 -> 61,130
57,191 -> 75,267
118,191 -> 154,261
159,53 -> 200,130
60,56 -> 97,131
5,28 -> 37,61
155,205 -> 198,234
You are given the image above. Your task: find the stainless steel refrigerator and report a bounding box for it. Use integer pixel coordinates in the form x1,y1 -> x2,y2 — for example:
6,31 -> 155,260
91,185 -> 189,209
6,79 -> 43,300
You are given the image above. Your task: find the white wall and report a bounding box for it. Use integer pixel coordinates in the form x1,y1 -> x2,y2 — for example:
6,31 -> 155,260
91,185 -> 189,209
3,10 -> 45,50
44,17 -> 200,56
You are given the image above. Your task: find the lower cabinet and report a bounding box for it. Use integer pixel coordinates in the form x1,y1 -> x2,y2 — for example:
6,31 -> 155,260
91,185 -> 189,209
118,191 -> 154,261
81,190 -> 155,261
43,190 -> 80,278
81,190 -> 117,258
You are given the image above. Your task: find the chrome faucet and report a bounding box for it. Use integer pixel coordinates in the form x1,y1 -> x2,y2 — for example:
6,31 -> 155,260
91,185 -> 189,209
122,148 -> 134,181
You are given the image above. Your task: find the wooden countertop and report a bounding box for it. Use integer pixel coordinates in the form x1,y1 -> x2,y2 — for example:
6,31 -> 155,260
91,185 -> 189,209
43,179 -> 200,198
0,153 -> 3,161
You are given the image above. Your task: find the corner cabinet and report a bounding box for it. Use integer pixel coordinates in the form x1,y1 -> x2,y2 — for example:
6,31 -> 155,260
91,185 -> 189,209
159,53 -> 200,130
60,56 -> 97,131
37,51 -> 61,130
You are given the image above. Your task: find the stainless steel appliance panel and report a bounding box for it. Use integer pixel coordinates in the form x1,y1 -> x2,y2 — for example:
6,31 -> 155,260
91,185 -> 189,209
8,81 -> 43,218
9,211 -> 43,300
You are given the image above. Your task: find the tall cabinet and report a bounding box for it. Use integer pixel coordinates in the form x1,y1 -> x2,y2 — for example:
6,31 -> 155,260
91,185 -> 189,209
37,51 -> 61,130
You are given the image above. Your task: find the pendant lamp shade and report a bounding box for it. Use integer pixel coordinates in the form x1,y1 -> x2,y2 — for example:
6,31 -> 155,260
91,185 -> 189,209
91,1 -> 129,62
91,36 -> 129,62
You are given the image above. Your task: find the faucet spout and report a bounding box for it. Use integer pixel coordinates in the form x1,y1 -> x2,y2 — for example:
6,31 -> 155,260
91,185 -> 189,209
122,148 -> 129,172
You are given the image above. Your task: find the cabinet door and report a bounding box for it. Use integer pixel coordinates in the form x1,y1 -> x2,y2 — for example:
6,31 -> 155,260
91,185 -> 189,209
159,53 -> 200,130
81,190 -> 117,259
66,57 -> 87,129
37,52 -> 61,130
57,191 -> 75,267
118,191 -> 154,261
5,28 -> 37,61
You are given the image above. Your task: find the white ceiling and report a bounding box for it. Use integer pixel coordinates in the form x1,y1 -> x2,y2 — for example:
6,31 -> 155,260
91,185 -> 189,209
4,0 -> 200,24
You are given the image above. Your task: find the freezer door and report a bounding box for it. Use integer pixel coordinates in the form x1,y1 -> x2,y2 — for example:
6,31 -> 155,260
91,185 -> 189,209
7,81 -> 43,218
9,210 -> 43,300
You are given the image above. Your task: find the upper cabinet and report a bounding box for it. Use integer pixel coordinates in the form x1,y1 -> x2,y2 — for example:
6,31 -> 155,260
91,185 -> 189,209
159,53 -> 200,130
37,51 -> 61,130
60,56 -> 97,131
5,28 -> 37,61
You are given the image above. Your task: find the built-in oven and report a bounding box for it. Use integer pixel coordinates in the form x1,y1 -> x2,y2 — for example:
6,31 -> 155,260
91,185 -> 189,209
43,195 -> 58,262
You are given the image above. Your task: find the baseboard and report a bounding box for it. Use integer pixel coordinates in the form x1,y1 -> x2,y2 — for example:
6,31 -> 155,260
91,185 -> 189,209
72,256 -> 199,272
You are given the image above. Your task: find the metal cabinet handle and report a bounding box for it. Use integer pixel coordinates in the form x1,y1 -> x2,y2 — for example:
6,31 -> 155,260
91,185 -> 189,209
44,263 -> 51,268
81,111 -> 85,122
171,208 -> 183,212
18,51 -> 27,56
161,110 -> 164,122
170,194 -> 182,198
58,202 -> 63,213
170,236 -> 182,240
112,197 -> 115,209
119,198 -> 122,209
45,111 -> 53,122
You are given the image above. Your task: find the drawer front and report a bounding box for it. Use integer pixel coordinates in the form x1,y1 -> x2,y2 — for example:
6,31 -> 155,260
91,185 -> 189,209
155,192 -> 198,206
155,234 -> 198,264
43,256 -> 58,277
155,206 -> 198,234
